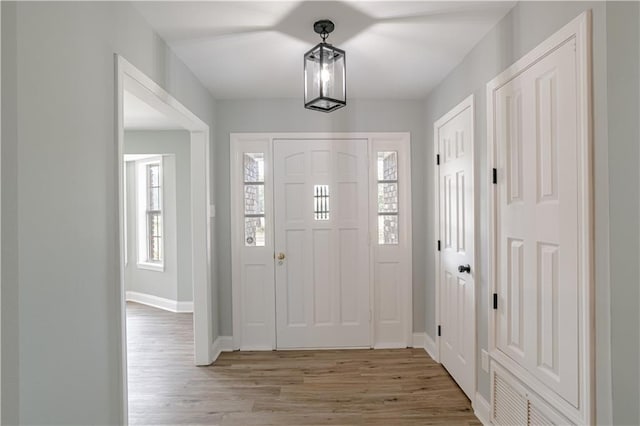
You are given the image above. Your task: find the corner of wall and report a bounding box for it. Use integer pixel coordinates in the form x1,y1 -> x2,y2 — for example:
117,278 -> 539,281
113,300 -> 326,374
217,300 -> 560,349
606,2 -> 640,424
1,2 -> 20,423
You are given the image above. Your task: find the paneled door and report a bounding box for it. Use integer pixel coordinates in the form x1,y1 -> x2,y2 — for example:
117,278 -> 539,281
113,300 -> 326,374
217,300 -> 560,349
274,139 -> 370,349
493,36 -> 580,407
435,96 -> 475,400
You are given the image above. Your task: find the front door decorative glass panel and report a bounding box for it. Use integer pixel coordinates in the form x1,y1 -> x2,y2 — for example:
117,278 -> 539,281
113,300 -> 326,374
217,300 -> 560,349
313,184 -> 330,220
244,153 -> 265,246
377,151 -> 399,244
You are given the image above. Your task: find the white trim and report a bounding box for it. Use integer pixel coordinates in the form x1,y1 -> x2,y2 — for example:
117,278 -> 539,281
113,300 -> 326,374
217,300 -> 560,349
116,55 -> 213,424
115,55 -> 128,426
190,130 -> 213,364
230,133 -> 412,351
124,153 -> 161,162
279,346 -> 370,351
136,262 -> 164,272
368,140 -> 375,349
234,345 -> 273,351
433,94 -> 476,397
473,392 -> 492,426
432,115 -> 440,362
412,332 -> 426,348
486,11 -> 593,425
126,291 -> 193,313
424,333 -> 437,361
372,343 -> 407,349
211,336 -> 234,363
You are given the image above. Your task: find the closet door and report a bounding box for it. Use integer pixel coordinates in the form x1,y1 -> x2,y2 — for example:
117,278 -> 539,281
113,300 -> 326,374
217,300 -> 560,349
435,97 -> 475,400
493,39 -> 579,407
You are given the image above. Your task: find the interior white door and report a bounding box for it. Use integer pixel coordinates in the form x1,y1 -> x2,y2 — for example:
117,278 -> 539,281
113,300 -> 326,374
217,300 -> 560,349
274,139 -> 370,349
436,100 -> 475,400
494,38 -> 579,407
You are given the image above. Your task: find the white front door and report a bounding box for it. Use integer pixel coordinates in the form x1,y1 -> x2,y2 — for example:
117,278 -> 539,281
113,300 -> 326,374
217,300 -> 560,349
274,139 -> 370,349
436,97 -> 475,400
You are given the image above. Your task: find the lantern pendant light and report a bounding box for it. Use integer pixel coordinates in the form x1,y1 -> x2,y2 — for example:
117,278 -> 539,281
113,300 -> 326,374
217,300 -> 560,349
304,20 -> 346,112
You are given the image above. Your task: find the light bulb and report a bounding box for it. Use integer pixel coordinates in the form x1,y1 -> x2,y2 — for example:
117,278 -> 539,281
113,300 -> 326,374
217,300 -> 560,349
321,64 -> 331,85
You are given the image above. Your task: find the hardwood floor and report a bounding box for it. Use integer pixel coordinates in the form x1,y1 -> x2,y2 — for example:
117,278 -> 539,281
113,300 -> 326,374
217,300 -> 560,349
126,302 -> 481,425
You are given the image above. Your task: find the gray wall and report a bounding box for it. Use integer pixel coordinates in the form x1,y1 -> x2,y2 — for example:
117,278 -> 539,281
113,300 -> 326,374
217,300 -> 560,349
422,2 -> 639,424
606,3 -> 640,425
1,1 -> 638,424
1,3 -> 18,423
1,2 -> 216,424
124,130 -> 193,303
214,99 -> 427,336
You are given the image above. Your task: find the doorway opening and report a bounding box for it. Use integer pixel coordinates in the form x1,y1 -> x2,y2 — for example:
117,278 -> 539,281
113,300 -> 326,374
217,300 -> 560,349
116,56 -> 213,423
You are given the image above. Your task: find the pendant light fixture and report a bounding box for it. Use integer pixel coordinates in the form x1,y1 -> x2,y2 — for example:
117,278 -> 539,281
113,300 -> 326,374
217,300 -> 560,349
304,20 -> 346,112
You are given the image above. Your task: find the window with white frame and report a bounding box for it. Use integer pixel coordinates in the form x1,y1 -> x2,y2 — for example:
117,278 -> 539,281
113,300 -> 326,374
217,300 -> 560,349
243,153 -> 266,246
136,157 -> 164,270
124,163 -> 128,266
377,151 -> 399,244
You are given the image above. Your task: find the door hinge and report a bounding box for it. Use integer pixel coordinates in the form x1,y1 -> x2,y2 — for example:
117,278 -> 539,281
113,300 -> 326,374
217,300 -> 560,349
492,168 -> 497,184
436,154 -> 440,165
493,293 -> 498,310
437,240 -> 441,251
437,325 -> 442,337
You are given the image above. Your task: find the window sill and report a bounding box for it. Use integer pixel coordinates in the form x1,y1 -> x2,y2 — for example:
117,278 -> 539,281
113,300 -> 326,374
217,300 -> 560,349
137,262 -> 165,272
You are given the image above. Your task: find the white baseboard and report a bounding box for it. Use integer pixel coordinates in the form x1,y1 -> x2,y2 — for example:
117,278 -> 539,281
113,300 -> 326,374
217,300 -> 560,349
211,336 -> 233,363
238,345 -> 274,351
126,291 -> 193,313
373,342 -> 407,349
473,392 -> 492,425
424,333 -> 438,361
412,332 -> 426,348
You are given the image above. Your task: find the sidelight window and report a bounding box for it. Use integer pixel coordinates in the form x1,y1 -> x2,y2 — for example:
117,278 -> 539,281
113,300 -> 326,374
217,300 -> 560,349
244,153 -> 265,246
377,151 -> 399,245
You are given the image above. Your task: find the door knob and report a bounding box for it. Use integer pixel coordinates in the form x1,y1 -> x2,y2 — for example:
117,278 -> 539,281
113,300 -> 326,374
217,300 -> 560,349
458,264 -> 471,274
277,252 -> 286,261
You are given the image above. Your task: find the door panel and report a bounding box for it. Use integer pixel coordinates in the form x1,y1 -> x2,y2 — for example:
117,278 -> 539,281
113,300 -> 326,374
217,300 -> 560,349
494,40 -> 579,407
437,101 -> 475,400
285,229 -> 305,326
274,139 -> 370,348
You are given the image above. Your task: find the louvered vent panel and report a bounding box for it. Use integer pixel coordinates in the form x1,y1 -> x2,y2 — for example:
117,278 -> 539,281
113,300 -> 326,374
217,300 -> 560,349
528,402 -> 555,426
493,372 -> 528,426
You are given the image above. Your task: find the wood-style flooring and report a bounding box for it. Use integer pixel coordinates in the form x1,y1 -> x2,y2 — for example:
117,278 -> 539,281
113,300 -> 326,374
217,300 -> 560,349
126,302 -> 480,425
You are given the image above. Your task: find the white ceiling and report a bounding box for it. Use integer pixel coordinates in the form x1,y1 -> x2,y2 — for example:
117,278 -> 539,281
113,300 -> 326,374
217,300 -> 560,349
124,90 -> 185,130
133,1 -> 515,100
